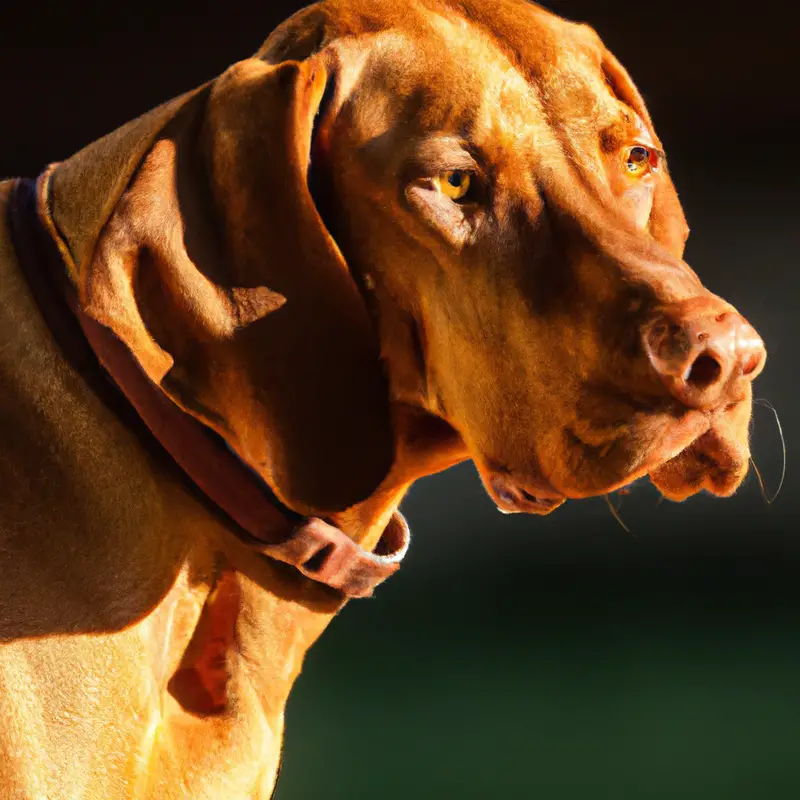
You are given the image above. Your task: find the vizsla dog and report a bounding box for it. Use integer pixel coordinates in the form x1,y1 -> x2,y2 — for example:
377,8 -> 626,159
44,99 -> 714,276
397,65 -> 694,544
0,0 -> 766,796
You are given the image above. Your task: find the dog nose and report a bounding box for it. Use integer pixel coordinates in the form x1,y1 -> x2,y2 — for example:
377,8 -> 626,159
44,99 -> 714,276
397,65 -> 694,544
643,298 -> 765,409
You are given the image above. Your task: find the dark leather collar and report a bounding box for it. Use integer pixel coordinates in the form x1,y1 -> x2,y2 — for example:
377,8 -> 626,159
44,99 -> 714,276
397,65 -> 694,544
6,173 -> 408,599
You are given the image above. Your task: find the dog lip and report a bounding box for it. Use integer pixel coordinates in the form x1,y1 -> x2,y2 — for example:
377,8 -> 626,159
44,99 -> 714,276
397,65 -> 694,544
487,472 -> 565,515
520,489 -> 560,508
560,409 -> 714,499
649,426 -> 748,500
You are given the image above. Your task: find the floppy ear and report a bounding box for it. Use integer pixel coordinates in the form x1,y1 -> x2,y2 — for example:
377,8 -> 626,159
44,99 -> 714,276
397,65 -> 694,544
44,55 -> 395,515
602,49 -> 691,258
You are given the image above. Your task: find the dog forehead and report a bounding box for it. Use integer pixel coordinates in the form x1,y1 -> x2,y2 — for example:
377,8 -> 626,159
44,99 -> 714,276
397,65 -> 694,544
260,1 -> 628,142
437,2 -> 624,131
347,21 -> 544,139
422,7 -> 625,150
333,1 -> 624,141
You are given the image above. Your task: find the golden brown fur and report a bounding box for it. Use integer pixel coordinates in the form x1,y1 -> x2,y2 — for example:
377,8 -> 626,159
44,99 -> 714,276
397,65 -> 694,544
0,1 -> 765,796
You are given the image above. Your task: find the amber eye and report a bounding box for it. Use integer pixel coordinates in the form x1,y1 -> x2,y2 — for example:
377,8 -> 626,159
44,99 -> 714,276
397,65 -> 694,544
433,170 -> 472,201
626,145 -> 658,177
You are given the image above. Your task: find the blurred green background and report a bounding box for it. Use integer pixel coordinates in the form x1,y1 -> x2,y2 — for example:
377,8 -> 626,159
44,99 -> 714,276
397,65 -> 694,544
277,462 -> 799,800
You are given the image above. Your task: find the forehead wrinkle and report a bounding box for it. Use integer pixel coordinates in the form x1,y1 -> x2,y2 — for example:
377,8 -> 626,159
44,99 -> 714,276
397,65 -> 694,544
421,9 -> 559,164
428,3 -> 625,162
345,30 -> 428,142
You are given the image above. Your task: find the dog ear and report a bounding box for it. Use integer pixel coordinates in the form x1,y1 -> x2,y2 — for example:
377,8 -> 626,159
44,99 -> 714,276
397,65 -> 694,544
43,55 -> 394,515
601,49 -> 690,257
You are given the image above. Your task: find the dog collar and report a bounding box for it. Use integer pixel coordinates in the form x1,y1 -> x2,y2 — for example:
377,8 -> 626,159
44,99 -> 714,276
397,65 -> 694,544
7,172 -> 408,599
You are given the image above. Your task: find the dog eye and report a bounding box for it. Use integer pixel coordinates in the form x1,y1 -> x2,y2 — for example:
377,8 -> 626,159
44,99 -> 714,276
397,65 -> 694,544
625,145 -> 659,177
433,170 -> 472,201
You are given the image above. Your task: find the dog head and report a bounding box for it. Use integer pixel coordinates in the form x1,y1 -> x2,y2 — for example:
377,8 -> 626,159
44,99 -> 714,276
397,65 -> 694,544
46,0 -> 765,517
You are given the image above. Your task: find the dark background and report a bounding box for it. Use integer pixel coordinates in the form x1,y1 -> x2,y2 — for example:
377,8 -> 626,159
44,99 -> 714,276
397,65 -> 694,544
3,1 -> 799,797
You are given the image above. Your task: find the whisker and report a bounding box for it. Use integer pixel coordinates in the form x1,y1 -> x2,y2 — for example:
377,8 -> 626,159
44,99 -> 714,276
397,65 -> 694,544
749,456 -> 770,505
752,398 -> 787,505
605,494 -> 633,535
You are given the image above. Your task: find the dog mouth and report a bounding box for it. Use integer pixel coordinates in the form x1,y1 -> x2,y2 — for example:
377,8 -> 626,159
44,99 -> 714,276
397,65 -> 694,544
562,409 -> 750,503
481,404 -> 750,515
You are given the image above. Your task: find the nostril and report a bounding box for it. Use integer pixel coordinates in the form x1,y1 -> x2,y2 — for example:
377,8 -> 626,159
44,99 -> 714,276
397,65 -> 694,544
742,351 -> 762,377
686,353 -> 722,389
